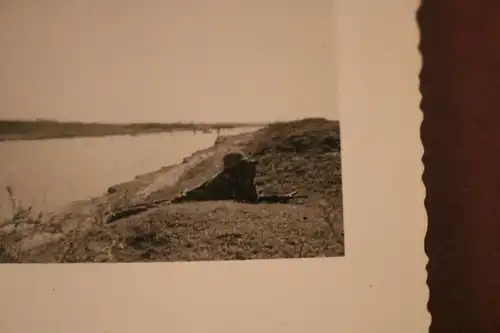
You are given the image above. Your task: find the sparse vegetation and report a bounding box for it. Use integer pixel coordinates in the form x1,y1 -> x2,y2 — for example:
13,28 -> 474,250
0,186 -> 47,262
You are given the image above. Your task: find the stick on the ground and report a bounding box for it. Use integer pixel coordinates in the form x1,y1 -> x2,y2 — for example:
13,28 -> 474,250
256,190 -> 307,204
104,199 -> 170,224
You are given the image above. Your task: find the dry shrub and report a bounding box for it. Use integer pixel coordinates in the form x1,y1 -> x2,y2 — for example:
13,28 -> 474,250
319,198 -> 344,248
0,186 -> 46,262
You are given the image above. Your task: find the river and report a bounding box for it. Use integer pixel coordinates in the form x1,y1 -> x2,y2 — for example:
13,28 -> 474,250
0,128 -> 257,219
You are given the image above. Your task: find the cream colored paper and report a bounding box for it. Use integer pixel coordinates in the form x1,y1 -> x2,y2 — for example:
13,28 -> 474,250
0,0 -> 428,332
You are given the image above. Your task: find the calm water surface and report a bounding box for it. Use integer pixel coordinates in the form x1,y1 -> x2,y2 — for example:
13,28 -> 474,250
0,128 -> 255,218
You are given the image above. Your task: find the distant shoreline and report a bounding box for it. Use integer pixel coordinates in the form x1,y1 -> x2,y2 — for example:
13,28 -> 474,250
0,120 -> 267,142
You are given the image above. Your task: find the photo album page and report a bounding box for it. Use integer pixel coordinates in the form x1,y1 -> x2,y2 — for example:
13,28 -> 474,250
0,1 -> 427,332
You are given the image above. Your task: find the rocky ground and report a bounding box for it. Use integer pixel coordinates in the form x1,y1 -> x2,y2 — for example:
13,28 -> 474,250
0,118 -> 344,263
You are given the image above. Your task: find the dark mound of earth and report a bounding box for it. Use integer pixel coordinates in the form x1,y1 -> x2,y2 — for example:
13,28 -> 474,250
247,117 -> 342,204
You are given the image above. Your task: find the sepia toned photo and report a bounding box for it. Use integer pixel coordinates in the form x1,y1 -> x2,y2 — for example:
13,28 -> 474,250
0,1 -> 429,332
0,0 -> 343,263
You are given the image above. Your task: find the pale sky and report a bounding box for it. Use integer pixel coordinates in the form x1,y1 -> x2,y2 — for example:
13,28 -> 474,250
0,0 -> 337,123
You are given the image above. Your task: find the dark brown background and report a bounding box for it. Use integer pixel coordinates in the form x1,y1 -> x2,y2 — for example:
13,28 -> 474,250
419,1 -> 500,332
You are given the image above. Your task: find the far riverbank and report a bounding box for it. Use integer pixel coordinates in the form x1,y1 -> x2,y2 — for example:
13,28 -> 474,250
0,119 -> 266,142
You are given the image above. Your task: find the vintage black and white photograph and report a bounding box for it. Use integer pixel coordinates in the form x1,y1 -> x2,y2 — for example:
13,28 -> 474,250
0,0 -> 343,263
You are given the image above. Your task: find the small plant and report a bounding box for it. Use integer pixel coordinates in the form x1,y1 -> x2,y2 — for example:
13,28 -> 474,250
0,186 -> 46,262
319,198 -> 344,247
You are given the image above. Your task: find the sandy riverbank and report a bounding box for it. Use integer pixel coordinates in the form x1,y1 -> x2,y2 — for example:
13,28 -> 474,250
0,118 -> 344,263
